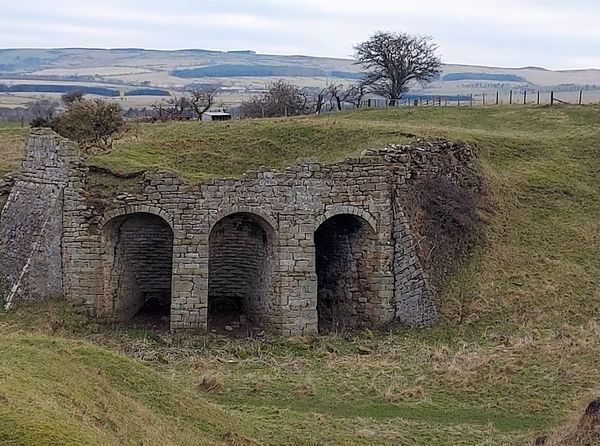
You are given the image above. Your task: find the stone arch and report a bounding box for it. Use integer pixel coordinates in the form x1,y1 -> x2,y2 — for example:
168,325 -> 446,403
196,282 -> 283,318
315,205 -> 378,233
208,205 -> 278,233
208,211 -> 277,333
101,211 -> 174,328
99,205 -> 174,230
314,212 -> 379,333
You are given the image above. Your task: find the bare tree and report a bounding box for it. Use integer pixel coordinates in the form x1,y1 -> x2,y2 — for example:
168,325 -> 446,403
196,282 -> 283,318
151,90 -> 218,122
314,87 -> 327,114
150,101 -> 167,122
342,82 -> 368,108
240,80 -> 310,118
326,82 -> 343,111
315,81 -> 367,112
150,96 -> 191,121
354,31 -> 442,105
61,90 -> 85,105
166,95 -> 192,120
189,87 -> 218,120
29,99 -> 59,127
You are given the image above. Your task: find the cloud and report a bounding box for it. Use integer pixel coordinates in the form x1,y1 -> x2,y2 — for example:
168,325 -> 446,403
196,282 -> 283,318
0,18 -> 147,39
62,6 -> 276,29
2,0 -> 600,69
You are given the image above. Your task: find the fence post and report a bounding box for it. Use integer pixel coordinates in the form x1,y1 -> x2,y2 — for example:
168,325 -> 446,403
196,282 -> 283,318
523,91 -> 527,105
458,96 -> 461,107
496,91 -> 499,105
550,91 -> 554,106
483,93 -> 486,106
537,91 -> 540,105
509,90 -> 513,104
579,90 -> 583,105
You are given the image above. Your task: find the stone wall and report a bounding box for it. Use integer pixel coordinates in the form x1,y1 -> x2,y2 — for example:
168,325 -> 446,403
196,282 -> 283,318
0,129 -> 462,335
0,130 -> 78,309
365,138 -> 482,326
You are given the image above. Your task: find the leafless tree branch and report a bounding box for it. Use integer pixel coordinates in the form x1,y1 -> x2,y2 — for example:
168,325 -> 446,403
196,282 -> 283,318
354,31 -> 442,104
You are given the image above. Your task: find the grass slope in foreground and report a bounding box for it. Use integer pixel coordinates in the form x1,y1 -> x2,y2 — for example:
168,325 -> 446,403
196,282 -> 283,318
0,329 -> 258,445
1,105 -> 599,445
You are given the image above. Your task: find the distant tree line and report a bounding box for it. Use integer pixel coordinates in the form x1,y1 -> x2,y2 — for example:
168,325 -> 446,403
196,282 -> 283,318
442,73 -> 526,82
149,87 -> 219,121
0,84 -> 120,96
171,64 -> 362,79
0,84 -> 171,97
239,80 -> 366,118
124,88 -> 170,96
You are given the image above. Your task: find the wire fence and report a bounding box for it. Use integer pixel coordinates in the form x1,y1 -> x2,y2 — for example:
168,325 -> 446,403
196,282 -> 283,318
360,89 -> 600,108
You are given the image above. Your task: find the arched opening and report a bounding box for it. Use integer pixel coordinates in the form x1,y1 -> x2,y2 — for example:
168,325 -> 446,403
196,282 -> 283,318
208,212 -> 275,334
103,212 -> 173,329
315,213 -> 378,333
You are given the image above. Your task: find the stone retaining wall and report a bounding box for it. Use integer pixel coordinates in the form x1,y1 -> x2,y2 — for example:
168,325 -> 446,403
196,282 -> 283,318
0,129 -> 449,335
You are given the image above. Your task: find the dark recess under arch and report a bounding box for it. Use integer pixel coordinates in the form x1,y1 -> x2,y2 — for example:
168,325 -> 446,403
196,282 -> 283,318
208,212 -> 275,333
103,212 -> 174,328
315,214 -> 378,333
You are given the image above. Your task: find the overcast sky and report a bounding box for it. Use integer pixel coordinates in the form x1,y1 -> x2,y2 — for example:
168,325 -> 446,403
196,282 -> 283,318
2,0 -> 599,69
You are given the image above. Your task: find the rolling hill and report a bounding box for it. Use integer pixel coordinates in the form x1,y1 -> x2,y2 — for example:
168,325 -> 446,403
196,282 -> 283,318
1,48 -> 600,110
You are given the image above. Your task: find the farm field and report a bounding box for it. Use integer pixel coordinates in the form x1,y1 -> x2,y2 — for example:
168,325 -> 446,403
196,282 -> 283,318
2,48 -> 600,110
0,105 -> 599,445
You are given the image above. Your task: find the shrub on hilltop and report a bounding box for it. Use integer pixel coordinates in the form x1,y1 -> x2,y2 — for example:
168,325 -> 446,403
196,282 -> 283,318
29,94 -> 125,152
51,98 -> 124,151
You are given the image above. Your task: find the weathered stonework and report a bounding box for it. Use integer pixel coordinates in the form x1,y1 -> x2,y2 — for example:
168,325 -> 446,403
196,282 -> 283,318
0,131 -> 74,309
0,128 -> 472,335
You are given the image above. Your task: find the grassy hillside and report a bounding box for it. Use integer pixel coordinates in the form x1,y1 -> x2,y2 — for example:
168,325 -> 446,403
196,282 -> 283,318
1,105 -> 600,445
0,313 -> 258,445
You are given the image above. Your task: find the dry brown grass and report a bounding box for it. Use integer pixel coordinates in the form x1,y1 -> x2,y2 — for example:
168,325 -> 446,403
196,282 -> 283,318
199,374 -> 225,393
539,397 -> 600,446
0,124 -> 27,176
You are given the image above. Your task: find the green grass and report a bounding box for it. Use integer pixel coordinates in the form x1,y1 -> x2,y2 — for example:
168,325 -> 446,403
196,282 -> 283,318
0,122 -> 28,177
2,105 -> 600,445
0,334 -> 256,445
89,117 -> 415,182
